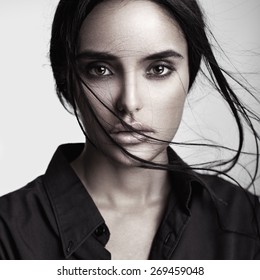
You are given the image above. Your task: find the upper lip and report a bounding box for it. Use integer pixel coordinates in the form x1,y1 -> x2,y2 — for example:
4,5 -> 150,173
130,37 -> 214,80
110,122 -> 155,134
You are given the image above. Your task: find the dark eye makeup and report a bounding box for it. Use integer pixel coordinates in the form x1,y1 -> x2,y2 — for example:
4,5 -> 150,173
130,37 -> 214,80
79,60 -> 176,81
146,61 -> 176,79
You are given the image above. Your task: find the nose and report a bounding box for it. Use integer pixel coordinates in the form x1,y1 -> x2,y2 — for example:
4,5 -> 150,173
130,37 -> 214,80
116,72 -> 143,115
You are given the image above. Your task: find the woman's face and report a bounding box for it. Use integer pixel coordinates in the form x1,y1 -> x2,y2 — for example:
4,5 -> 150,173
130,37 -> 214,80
77,0 -> 189,165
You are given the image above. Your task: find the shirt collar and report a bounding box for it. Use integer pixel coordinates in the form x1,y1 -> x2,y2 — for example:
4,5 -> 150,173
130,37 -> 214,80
43,143 -> 207,258
43,143 -> 105,258
167,146 -> 207,210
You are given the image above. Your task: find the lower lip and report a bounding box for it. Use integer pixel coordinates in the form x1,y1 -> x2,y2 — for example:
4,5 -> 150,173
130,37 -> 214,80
110,132 -> 153,145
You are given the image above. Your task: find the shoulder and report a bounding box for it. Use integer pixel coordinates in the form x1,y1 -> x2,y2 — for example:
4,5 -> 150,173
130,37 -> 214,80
0,176 -> 56,259
197,174 -> 260,238
0,176 -> 51,235
0,176 -> 47,214
199,174 -> 258,207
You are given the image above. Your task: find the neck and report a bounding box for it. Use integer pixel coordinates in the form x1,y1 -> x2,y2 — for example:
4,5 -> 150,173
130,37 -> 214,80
71,143 -> 171,208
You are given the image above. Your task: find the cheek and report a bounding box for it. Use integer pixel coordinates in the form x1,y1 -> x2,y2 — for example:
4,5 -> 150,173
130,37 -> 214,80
77,87 -> 118,140
80,82 -> 115,116
149,77 -> 187,122
154,95 -> 185,137
146,80 -> 187,142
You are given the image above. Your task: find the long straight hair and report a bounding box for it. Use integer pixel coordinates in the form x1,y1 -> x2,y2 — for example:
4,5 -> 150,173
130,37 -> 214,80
49,0 -> 259,190
49,0 -> 260,240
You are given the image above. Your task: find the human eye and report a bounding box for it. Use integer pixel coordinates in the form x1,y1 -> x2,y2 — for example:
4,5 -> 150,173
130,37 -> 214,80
84,63 -> 113,79
146,62 -> 175,79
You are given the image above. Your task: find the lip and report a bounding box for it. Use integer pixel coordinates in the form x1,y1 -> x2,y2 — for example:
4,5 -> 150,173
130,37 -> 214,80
109,122 -> 155,145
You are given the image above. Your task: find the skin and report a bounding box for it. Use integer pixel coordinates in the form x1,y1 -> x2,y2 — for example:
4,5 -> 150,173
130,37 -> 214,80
71,0 -> 189,259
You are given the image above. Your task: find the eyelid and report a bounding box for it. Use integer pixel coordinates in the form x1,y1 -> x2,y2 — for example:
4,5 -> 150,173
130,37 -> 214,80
149,59 -> 175,68
146,61 -> 176,78
86,61 -> 113,69
80,61 -> 114,77
148,59 -> 176,68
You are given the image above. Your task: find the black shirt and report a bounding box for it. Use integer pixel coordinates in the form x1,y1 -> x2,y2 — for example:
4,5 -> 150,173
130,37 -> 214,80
0,143 -> 259,259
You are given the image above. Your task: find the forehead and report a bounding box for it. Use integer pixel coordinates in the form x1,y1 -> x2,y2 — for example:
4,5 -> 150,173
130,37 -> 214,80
78,0 -> 187,57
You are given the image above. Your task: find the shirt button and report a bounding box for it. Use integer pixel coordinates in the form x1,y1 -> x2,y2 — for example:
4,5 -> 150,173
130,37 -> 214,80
164,232 -> 173,245
66,241 -> 73,254
95,225 -> 107,237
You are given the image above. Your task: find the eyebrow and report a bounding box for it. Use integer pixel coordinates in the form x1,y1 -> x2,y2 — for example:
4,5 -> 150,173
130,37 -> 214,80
76,50 -> 118,60
144,50 -> 183,61
76,49 -> 184,61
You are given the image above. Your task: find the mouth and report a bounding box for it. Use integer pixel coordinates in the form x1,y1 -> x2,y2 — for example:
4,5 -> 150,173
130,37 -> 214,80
109,122 -> 155,145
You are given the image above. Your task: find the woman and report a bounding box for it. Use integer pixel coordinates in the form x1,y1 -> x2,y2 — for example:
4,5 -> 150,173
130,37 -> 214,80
0,0 -> 259,260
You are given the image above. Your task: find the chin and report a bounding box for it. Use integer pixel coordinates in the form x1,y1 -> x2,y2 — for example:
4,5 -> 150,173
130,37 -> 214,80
101,143 -> 168,167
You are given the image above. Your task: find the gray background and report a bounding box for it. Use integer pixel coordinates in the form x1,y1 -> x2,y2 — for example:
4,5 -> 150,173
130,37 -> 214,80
0,0 -> 259,196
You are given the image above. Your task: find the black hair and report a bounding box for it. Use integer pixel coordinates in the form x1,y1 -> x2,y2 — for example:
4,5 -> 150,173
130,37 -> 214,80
50,0 -> 202,103
50,0 -> 259,188
49,0 -> 260,241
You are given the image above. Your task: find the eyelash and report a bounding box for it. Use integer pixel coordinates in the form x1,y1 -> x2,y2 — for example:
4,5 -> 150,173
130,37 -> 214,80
146,63 -> 175,79
84,63 -> 113,79
83,62 -> 175,80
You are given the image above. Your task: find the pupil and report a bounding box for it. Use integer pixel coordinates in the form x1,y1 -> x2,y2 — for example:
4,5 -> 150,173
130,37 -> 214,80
155,66 -> 163,74
97,67 -> 105,74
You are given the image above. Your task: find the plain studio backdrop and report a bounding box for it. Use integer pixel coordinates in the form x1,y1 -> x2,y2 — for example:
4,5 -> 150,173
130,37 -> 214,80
0,0 -> 259,196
